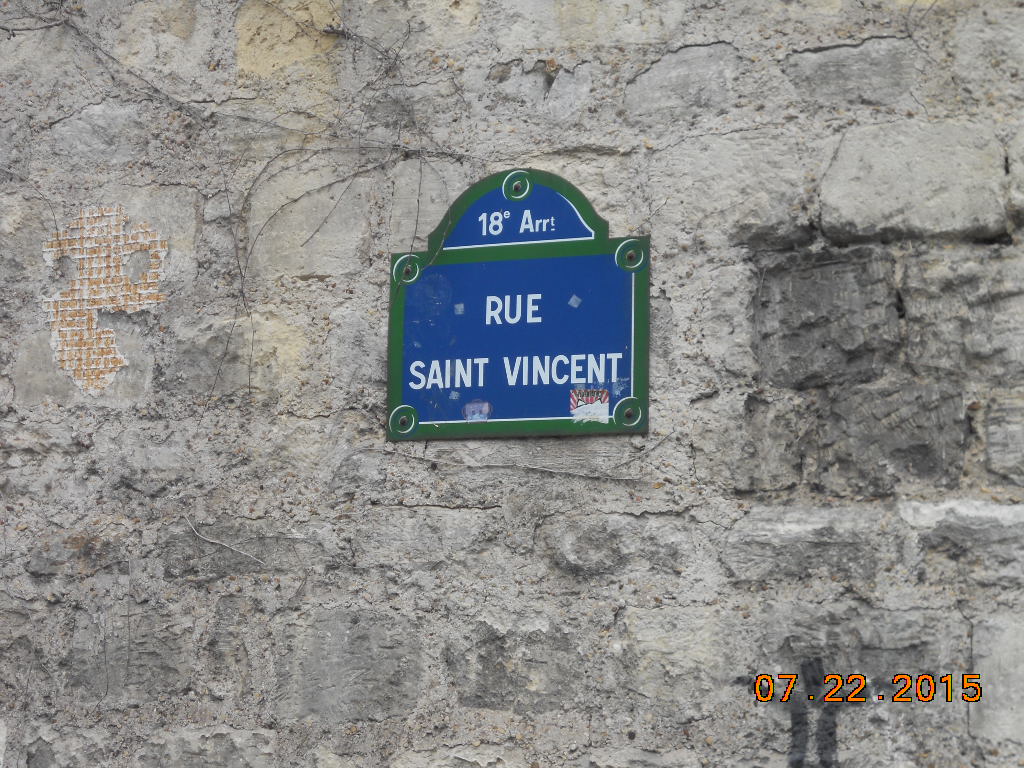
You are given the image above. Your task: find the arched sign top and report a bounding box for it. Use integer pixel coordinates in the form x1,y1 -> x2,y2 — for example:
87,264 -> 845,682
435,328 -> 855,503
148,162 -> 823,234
427,169 -> 610,254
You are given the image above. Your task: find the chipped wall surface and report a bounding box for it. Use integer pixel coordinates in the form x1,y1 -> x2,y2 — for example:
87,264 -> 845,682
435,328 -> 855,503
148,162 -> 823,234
42,207 -> 167,392
1,0 -> 1024,766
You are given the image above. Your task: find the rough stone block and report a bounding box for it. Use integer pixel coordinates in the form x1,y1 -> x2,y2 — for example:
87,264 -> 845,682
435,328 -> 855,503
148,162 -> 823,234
622,606 -> 752,720
625,43 -> 741,120
0,595 -> 47,708
902,247 -> 1024,382
723,505 -> 886,583
445,622 -> 581,713
538,514 -> 694,576
483,2 -> 688,50
310,745 -> 360,768
0,117 -> 28,182
24,531 -> 125,579
472,58 -> 557,116
163,519 -> 334,580
681,263 -> 760,376
46,102 -> 152,171
426,435 -> 645,482
903,500 -> 1024,589
690,390 -> 808,493
954,7 -> 1024,101
68,607 -> 192,705
813,375 -> 965,495
21,726 -> 111,768
649,135 -> 815,249
392,746 -> 527,768
327,299 -> 386,399
199,595 -> 255,703
727,392 -> 807,492
0,419 -> 84,496
352,506 -> 486,571
388,158 -> 473,252
13,326 -> 156,407
246,157 -> 376,279
134,727 -> 276,768
539,515 -> 630,575
1011,127 -> 1024,228
584,748 -> 700,768
95,425 -> 193,499
235,0 -> 337,79
971,613 -> 1024,745
986,394 -> 1024,486
171,311 -> 308,396
820,120 -> 1007,243
275,608 -> 423,721
110,2 -> 237,104
544,63 -> 595,122
753,247 -> 898,389
0,191 -> 52,284
783,38 -> 917,106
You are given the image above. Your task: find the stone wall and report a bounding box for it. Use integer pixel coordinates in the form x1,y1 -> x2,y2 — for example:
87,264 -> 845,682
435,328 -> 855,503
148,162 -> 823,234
1,0 -> 1023,765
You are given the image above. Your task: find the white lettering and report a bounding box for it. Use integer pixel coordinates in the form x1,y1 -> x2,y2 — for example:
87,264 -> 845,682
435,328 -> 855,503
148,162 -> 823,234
503,356 -> 523,386
552,355 -> 570,384
408,360 -> 426,390
474,357 -> 489,386
455,358 -> 473,388
532,355 -> 550,385
413,354 -> 619,391
485,296 -> 502,325
503,294 -> 522,324
519,209 -> 534,233
608,352 -> 623,382
570,354 -> 585,384
527,294 -> 542,323
426,360 -> 444,389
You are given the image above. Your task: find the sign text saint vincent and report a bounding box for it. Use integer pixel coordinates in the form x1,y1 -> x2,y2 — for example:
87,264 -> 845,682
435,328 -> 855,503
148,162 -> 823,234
387,169 -> 649,440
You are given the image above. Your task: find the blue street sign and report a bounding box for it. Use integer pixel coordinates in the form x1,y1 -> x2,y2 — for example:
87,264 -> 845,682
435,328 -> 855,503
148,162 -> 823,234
387,169 -> 649,440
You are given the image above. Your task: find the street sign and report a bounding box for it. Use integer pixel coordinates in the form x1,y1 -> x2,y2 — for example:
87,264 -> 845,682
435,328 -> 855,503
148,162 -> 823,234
387,169 -> 649,440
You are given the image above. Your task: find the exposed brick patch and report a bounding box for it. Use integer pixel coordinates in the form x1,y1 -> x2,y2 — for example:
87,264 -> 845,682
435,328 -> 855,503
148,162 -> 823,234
42,206 -> 167,392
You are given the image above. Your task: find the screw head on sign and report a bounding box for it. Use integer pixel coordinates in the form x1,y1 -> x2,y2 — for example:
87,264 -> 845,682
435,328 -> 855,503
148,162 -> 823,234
512,181 -> 523,193
403,265 -> 412,277
625,250 -> 637,263
399,416 -> 409,427
624,408 -> 635,420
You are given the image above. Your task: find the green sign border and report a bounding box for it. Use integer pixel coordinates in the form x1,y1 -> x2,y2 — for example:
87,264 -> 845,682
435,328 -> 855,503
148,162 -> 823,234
387,168 -> 649,441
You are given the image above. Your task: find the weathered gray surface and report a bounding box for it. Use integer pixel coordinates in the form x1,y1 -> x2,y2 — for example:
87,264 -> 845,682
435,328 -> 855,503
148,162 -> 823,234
624,43 -> 742,120
2,0 -> 1024,766
134,727 -> 277,768
987,394 -> 1024,486
783,37 -> 918,106
820,120 -> 1007,243
753,247 -> 899,389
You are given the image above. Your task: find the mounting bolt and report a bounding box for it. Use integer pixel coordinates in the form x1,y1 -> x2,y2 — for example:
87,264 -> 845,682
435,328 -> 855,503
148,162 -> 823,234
402,265 -> 412,277
625,250 -> 637,263
512,181 -> 523,193
399,416 -> 409,427
624,408 -> 635,420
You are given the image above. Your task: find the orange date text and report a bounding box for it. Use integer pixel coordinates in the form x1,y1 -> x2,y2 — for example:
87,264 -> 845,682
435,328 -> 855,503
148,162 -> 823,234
754,673 -> 982,703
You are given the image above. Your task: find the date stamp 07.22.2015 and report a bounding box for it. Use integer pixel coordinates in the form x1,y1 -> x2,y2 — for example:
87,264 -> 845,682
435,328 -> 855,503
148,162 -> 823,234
754,673 -> 983,703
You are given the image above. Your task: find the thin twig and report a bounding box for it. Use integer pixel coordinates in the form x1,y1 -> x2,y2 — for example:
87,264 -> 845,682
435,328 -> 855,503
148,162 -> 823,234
0,20 -> 64,38
183,516 -> 266,565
